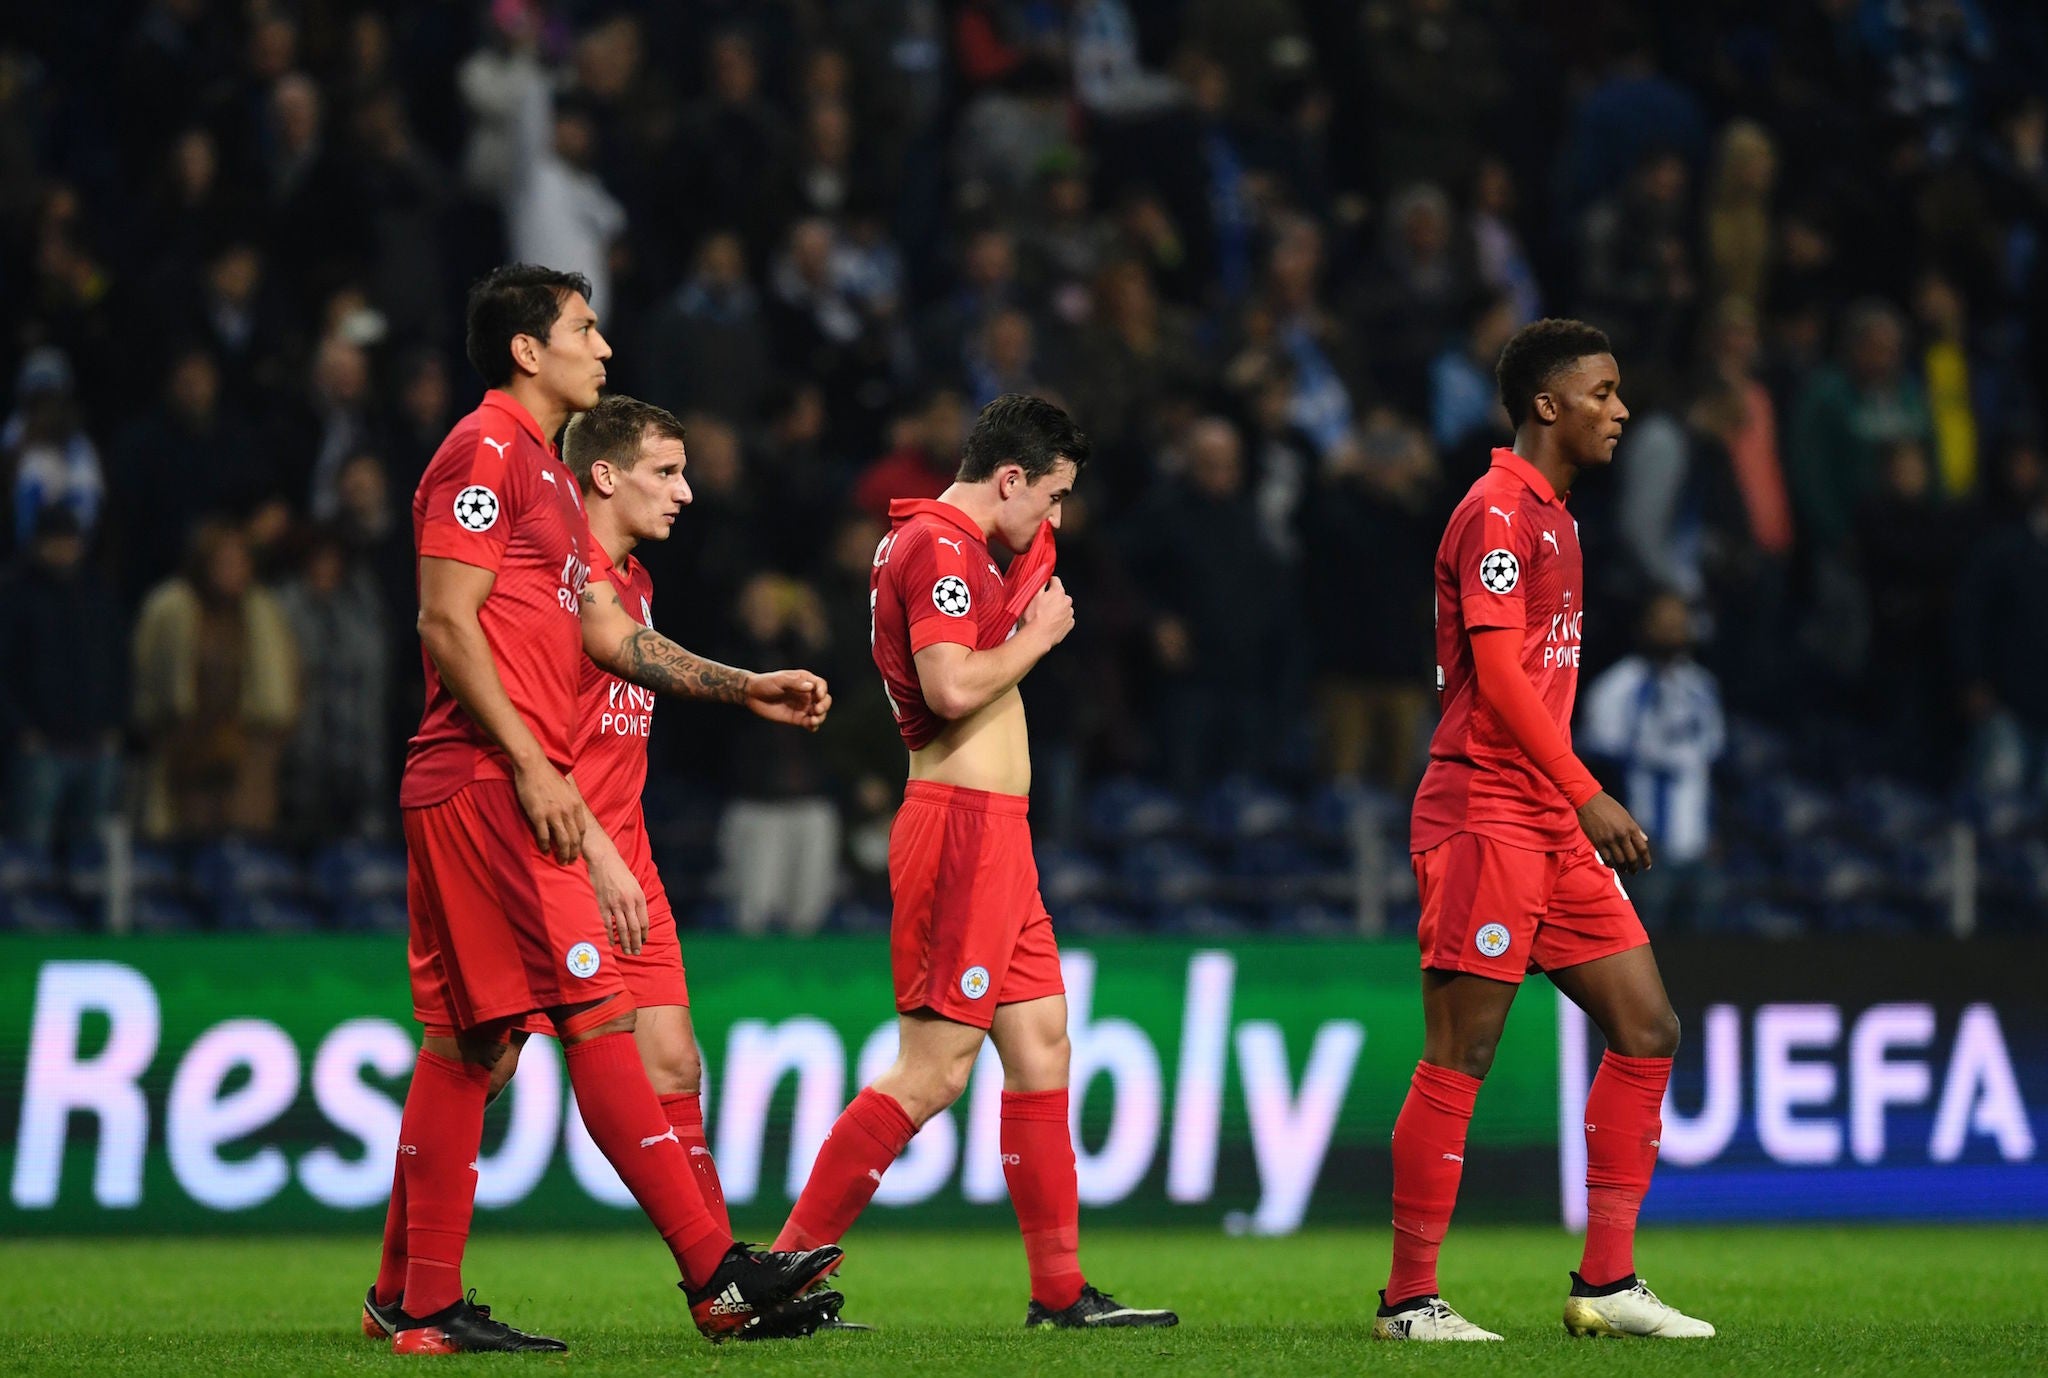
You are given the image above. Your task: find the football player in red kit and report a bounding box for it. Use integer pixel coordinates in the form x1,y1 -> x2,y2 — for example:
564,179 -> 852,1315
367,267 -> 841,1353
770,394 -> 1177,1330
1376,320 -> 1713,1342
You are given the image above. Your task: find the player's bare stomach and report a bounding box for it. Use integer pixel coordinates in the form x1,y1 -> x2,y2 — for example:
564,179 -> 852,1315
907,687 -> 1031,796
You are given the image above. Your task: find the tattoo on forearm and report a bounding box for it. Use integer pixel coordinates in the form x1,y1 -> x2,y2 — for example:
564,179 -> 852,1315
618,627 -> 749,704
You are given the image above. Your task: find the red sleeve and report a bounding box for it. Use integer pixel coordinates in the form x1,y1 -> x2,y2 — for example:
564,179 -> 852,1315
1471,628 -> 1602,807
418,434 -> 514,570
1455,499 -> 1533,630
896,525 -> 981,653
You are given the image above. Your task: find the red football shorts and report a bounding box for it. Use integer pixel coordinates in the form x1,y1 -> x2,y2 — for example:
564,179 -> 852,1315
405,779 -> 626,1029
889,781 -> 1064,1029
499,902 -> 688,1040
1413,832 -> 1648,983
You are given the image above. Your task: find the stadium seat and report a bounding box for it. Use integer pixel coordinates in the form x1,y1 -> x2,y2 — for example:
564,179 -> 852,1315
1157,903 -> 1253,937
1084,777 -> 1188,842
1037,844 -> 1111,908
1116,839 -> 1216,907
0,841 -> 57,895
310,840 -> 408,905
1196,775 -> 1298,842
333,897 -> 409,933
0,891 -> 86,933
191,840 -> 305,902
129,895 -> 199,933
216,897 -> 323,933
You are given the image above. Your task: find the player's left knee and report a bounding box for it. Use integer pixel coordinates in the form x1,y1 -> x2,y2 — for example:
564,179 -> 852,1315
1618,1007 -> 1681,1059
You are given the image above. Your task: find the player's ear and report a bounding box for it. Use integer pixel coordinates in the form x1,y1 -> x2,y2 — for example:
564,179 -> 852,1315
509,332 -> 542,378
1533,390 -> 1559,425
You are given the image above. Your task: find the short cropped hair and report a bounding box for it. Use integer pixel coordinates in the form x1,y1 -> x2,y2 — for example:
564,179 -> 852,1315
957,393 -> 1090,482
464,263 -> 594,387
1495,318 -> 1613,428
563,395 -> 687,491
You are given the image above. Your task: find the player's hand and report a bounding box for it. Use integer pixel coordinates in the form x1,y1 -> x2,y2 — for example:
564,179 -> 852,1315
744,669 -> 833,731
1577,791 -> 1654,875
514,759 -> 586,864
1023,577 -> 1075,650
587,841 -> 649,955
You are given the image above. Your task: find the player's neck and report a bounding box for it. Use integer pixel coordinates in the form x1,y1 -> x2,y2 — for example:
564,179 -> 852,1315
935,481 -> 999,543
497,380 -> 571,446
1510,434 -> 1577,498
587,508 -> 634,567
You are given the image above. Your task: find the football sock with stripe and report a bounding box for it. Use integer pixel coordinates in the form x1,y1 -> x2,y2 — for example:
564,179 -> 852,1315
773,1088 -> 916,1250
1580,1051 -> 1671,1288
1386,1061 -> 1483,1304
661,1092 -> 731,1238
1002,1089 -> 1085,1310
564,1032 -> 731,1287
397,1049 -> 490,1317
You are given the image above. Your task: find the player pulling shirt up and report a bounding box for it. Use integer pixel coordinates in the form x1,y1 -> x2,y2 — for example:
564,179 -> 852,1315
771,394 -> 1177,1330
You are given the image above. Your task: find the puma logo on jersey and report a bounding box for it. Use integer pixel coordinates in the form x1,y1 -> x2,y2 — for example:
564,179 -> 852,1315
1542,530 -> 1560,554
1489,505 -> 1516,525
936,536 -> 965,554
482,436 -> 510,458
540,468 -> 557,486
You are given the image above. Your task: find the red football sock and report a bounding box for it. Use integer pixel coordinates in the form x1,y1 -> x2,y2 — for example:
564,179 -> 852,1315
563,1032 -> 731,1288
773,1088 -> 916,1250
373,1159 -> 406,1307
1580,1051 -> 1671,1287
398,1049 -> 490,1317
1002,1089 -> 1084,1310
661,1092 -> 731,1238
1386,1061 -> 1482,1304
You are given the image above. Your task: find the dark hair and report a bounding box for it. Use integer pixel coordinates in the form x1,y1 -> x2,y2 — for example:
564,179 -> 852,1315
1495,317 -> 1613,428
563,395 -> 687,491
463,263 -> 594,387
957,394 -> 1090,483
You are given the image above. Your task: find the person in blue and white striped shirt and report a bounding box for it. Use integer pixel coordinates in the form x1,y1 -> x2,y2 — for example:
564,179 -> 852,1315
1579,592 -> 1725,929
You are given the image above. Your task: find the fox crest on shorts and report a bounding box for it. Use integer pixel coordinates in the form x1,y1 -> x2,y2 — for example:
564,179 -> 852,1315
960,965 -> 992,1000
565,941 -> 602,979
1474,923 -> 1512,959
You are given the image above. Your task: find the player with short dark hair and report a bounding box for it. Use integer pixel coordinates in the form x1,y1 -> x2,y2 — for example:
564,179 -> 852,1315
369,269 -> 842,1353
1374,319 -> 1714,1342
766,393 -> 1176,1330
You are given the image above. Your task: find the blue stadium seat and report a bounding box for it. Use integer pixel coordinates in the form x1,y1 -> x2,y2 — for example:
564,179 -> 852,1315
1196,775 -> 1297,842
1057,902 -> 1143,936
1841,777 -> 1943,847
1116,839 -> 1216,906
0,841 -> 57,895
1304,781 -> 1404,846
1037,844 -> 1110,908
216,897 -> 322,933
0,892 -> 86,932
192,840 -> 304,902
1265,902 -> 1353,936
334,897 -> 409,933
1157,903 -> 1252,937
1084,777 -> 1187,842
129,895 -> 199,932
310,840 -> 408,904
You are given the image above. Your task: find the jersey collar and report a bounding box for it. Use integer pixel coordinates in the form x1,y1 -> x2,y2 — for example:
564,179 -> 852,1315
888,497 -> 988,546
1491,447 -> 1563,505
480,390 -> 554,453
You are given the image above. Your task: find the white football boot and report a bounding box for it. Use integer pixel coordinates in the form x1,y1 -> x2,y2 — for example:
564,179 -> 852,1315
1562,1275 -> 1715,1338
1372,1292 -> 1503,1341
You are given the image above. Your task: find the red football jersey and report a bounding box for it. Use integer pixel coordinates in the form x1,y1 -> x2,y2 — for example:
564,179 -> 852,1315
402,392 -> 594,808
1411,448 -> 1587,853
871,499 -> 1015,751
573,549 -> 666,908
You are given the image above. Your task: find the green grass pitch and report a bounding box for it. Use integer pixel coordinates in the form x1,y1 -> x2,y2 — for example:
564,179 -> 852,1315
3,1225 -> 2043,1376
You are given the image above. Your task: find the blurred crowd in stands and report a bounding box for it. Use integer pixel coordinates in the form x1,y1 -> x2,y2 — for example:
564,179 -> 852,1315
2,0 -> 2047,935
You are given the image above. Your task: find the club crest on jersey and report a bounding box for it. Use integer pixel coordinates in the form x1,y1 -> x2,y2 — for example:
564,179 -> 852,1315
933,575 -> 972,617
1475,923 -> 1512,958
1479,548 -> 1520,594
960,965 -> 992,1000
565,941 -> 602,979
453,485 -> 500,532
